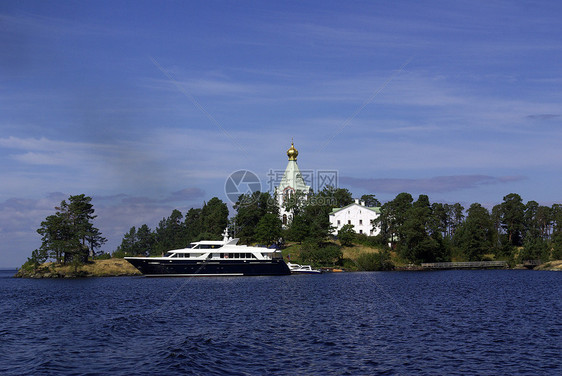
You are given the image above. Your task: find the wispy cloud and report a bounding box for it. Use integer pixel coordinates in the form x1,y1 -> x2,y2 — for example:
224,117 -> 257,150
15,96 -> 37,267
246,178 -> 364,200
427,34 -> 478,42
341,175 -> 527,194
0,188 -> 210,266
0,11 -> 133,39
526,114 -> 561,120
120,188 -> 205,205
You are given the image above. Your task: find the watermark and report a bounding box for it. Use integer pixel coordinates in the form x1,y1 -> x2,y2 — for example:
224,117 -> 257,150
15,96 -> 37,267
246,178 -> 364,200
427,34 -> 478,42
224,170 -> 262,204
266,169 -> 338,193
224,169 -> 339,205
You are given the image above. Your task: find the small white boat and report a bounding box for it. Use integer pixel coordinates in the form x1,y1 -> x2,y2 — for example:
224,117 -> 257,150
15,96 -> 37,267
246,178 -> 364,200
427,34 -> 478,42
287,262 -> 322,274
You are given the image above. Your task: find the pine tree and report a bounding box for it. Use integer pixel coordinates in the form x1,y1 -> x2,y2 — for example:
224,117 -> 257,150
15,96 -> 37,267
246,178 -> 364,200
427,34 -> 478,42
36,194 -> 106,265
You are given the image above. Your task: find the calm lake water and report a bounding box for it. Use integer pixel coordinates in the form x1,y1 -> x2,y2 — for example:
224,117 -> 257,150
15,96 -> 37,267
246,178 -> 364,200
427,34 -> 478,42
0,269 -> 560,375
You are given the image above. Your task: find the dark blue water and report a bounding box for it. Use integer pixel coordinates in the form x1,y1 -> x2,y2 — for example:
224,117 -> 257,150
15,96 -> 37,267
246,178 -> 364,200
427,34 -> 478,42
1,269 -> 560,375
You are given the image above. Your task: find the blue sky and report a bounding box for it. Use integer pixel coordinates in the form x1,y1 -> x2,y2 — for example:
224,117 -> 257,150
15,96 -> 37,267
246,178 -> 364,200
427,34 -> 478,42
1,1 -> 562,267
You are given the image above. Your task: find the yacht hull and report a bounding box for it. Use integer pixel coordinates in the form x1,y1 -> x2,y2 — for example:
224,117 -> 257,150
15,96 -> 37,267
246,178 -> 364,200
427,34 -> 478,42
125,258 -> 291,277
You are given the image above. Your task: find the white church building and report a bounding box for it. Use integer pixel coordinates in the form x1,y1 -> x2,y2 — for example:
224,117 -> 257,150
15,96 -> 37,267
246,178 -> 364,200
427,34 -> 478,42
330,199 -> 381,236
275,141 -> 311,226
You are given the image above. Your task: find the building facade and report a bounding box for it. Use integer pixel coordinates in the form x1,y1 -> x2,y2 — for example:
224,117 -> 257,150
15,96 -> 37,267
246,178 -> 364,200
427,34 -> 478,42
275,141 -> 312,226
329,199 -> 381,236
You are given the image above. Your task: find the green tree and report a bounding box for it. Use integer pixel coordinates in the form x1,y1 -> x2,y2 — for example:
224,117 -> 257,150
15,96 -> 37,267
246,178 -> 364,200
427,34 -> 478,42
449,203 -> 465,238
285,188 -> 335,244
374,192 -> 413,248
316,186 -> 353,208
338,224 -> 355,247
136,224 -> 155,256
497,193 -> 525,246
552,204 -> 562,234
200,197 -> 229,240
454,203 -> 494,261
551,231 -> 562,260
183,208 -> 203,246
22,248 -> 49,272
524,201 -> 551,242
520,237 -> 549,262
154,209 -> 185,254
399,195 -> 443,264
287,214 -> 309,243
37,213 -> 72,263
67,194 -> 106,259
302,201 -> 333,241
360,194 -> 381,207
255,213 -> 282,246
114,226 -> 138,257
114,224 -> 155,257
233,192 -> 273,244
430,202 -> 448,239
36,194 -> 105,265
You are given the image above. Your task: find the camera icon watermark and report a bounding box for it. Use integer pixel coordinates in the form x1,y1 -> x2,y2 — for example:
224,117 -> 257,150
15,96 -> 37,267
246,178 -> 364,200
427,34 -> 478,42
224,170 -> 262,204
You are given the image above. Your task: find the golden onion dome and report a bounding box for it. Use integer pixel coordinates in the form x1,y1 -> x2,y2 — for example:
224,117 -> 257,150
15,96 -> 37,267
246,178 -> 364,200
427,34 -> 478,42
287,141 -> 298,161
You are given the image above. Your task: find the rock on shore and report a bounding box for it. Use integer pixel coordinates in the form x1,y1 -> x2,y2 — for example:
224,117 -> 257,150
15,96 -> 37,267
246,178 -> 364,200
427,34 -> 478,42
534,260 -> 562,271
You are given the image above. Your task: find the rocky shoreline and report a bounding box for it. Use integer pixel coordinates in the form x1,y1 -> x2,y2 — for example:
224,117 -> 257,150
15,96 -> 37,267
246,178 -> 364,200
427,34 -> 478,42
533,260 -> 562,271
14,258 -> 562,278
15,259 -> 141,278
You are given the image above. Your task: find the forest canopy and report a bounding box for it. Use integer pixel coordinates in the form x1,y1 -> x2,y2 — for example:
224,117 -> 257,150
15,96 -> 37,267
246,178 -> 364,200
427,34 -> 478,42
26,190 -> 562,269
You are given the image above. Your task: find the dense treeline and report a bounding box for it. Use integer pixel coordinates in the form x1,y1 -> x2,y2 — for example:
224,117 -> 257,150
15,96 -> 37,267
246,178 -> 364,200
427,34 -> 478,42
230,189 -> 562,266
375,192 -> 562,264
31,190 -> 560,270
113,197 -> 228,257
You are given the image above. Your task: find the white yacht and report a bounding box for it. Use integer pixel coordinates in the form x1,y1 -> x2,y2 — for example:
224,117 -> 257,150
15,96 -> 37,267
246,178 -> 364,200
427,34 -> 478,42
125,231 -> 290,277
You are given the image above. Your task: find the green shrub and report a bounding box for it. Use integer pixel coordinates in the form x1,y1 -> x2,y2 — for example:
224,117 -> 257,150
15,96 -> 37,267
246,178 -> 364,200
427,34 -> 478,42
95,252 -> 112,260
301,242 -> 343,266
354,233 -> 383,247
356,250 -> 393,271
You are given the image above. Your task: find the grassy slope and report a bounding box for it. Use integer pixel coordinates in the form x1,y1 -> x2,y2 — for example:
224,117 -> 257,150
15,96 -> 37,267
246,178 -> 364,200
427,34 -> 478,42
534,260 -> 562,271
282,240 -> 390,270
